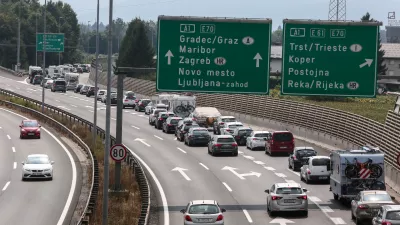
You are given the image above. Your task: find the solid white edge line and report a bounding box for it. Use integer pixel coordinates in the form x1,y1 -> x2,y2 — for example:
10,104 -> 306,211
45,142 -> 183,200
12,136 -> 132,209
2,181 -> 10,191
7,135 -> 11,140
13,162 -> 17,169
125,146 -> 169,225
177,147 -> 187,154
286,168 -> 300,176
242,209 -> 253,223
199,163 -> 209,170
0,108 -> 77,225
222,182 -> 232,192
12,147 -> 16,152
154,135 -> 163,140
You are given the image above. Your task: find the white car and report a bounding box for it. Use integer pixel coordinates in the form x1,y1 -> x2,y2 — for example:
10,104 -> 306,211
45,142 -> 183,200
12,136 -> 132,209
300,156 -> 331,183
220,122 -> 243,135
144,102 -> 154,114
21,154 -> 54,181
96,89 -> 106,101
180,200 -> 226,225
246,131 -> 271,150
100,90 -> 116,103
123,95 -> 136,108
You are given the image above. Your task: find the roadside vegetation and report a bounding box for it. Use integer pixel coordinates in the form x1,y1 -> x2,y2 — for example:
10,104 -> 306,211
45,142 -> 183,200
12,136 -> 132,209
0,95 -> 141,225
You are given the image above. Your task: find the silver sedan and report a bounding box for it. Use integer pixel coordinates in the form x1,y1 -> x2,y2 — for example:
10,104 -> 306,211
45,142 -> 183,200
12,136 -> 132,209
246,131 -> 270,150
180,200 -> 226,225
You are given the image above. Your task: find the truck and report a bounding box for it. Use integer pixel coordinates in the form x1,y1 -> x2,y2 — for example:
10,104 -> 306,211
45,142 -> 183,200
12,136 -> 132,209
64,72 -> 80,90
329,146 -> 386,204
28,66 -> 42,78
187,107 -> 221,129
168,95 -> 196,118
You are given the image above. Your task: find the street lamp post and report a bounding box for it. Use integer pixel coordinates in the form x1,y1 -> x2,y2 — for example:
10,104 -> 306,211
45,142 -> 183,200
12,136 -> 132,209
17,0 -> 21,72
87,20 -> 91,53
58,17 -> 63,65
41,0 -> 47,113
35,13 -> 38,66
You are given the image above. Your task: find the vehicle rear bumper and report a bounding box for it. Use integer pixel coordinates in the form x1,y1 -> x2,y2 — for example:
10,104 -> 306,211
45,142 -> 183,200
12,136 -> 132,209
309,175 -> 330,181
270,202 -> 308,211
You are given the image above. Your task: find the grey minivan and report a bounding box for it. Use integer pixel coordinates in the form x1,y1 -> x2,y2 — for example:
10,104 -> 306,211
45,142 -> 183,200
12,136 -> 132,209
51,79 -> 67,92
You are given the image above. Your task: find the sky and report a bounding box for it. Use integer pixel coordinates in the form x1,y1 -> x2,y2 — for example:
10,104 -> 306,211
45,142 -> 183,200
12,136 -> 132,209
40,0 -> 400,30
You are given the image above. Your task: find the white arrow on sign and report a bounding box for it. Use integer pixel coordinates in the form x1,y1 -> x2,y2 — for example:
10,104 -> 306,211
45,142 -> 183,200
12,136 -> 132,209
270,218 -> 294,225
165,50 -> 174,65
172,167 -> 191,181
222,166 -> 261,180
359,59 -> 373,68
253,53 -> 262,68
134,138 -> 151,147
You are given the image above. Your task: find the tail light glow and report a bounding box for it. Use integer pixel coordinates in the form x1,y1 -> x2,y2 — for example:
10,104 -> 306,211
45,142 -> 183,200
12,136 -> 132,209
216,214 -> 223,221
382,220 -> 392,225
307,169 -> 311,174
297,195 -> 307,200
358,204 -> 369,209
214,144 -> 222,147
271,196 -> 282,200
232,143 -> 238,147
219,122 -> 224,125
184,215 -> 192,221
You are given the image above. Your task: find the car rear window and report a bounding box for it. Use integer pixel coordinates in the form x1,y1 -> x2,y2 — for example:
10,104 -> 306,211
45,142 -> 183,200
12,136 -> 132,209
229,124 -> 242,129
184,124 -> 199,131
362,193 -> 392,202
312,158 -> 330,166
217,138 -> 235,143
125,95 -> 136,100
255,133 -> 270,137
55,81 -> 66,85
238,129 -> 252,135
222,118 -> 236,122
111,93 -> 117,98
276,187 -> 303,194
161,113 -> 174,118
193,129 -> 208,134
273,133 -> 293,142
386,211 -> 400,220
188,204 -> 219,214
170,119 -> 180,124
155,110 -> 166,115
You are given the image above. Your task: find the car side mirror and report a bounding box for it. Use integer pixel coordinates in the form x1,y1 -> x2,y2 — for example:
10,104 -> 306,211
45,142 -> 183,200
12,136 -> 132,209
19,125 -> 22,128
39,125 -> 41,128
303,188 -> 308,192
391,196 -> 395,200
221,208 -> 226,213
264,190 -> 270,194
51,161 -> 55,165
21,162 -> 25,165
179,209 -> 186,213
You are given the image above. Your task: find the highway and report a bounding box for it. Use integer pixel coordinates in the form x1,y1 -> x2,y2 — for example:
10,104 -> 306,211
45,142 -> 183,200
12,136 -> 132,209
0,104 -> 79,225
0,72 -> 353,225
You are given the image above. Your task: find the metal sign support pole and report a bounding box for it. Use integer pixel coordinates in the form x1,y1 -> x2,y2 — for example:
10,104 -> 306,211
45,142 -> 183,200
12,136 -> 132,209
114,74 -> 124,190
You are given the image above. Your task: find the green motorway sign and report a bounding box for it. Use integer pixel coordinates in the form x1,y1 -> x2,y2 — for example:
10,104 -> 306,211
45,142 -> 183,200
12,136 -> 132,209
156,16 -> 272,94
36,33 -> 64,52
281,20 -> 380,97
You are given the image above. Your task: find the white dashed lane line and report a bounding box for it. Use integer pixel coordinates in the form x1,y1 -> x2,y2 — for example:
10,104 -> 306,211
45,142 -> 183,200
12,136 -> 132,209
253,161 -> 265,165
2,181 -> 10,191
70,105 -> 77,107
131,125 -> 140,130
264,166 -> 275,171
12,147 -> 15,152
13,162 -> 17,169
55,100 -> 60,102
199,163 -> 209,170
111,118 -> 116,121
243,155 -> 254,160
6,135 -> 11,140
177,147 -> 186,154
154,135 -> 163,140
242,209 -> 253,223
287,168 -> 301,176
222,182 -> 232,192
274,173 -> 287,178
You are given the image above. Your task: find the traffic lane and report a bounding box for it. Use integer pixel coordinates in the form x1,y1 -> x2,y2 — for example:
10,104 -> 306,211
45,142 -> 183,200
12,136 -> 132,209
0,126 -> 14,196
0,109 -> 77,225
93,112 -> 252,225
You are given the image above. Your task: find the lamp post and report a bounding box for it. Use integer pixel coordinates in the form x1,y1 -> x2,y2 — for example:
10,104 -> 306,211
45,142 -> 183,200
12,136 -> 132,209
35,12 -> 38,66
87,20 -> 91,53
92,0 -> 100,162
58,16 -> 63,65
17,0 -> 21,72
41,0 -> 47,113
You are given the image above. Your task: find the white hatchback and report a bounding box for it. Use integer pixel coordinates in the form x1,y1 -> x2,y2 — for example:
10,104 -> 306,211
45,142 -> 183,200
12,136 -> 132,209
300,156 -> 331,183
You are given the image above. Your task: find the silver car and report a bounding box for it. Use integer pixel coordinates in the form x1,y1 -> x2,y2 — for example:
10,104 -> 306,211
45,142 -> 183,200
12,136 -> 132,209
219,122 -> 243,135
265,182 -> 308,217
246,131 -> 271,150
351,190 -> 395,223
372,205 -> 400,225
21,154 -> 54,181
180,200 -> 226,225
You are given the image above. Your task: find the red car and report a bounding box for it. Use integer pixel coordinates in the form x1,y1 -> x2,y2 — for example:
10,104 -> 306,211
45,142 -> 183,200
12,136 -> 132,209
20,120 -> 41,139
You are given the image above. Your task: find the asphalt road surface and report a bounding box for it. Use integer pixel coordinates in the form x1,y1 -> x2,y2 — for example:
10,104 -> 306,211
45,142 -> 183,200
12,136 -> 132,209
0,72 -> 354,225
0,101 -> 79,225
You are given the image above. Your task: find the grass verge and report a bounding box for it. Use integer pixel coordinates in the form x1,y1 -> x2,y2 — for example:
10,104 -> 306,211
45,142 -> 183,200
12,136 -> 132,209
0,95 -> 142,225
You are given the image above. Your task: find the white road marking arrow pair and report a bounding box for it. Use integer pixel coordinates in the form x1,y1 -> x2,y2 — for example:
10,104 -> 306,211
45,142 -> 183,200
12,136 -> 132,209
270,218 -> 294,225
222,166 -> 261,180
134,138 -> 150,147
172,167 -> 191,181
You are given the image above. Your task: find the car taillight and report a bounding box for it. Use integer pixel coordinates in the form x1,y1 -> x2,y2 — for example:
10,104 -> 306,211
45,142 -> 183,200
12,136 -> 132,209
192,118 -> 196,121
253,138 -> 257,140
159,118 -> 163,121
307,169 -> 311,174
185,215 -> 192,221
271,196 -> 282,200
168,124 -> 173,126
188,135 -> 192,139
358,204 -> 369,209
140,104 -> 144,106
216,214 -> 223,221
382,220 -> 392,225
219,122 -> 224,125
293,155 -> 297,160
214,144 -> 222,147
297,195 -> 307,200
232,143 -> 238,147
124,100 -> 128,102
226,129 -> 231,132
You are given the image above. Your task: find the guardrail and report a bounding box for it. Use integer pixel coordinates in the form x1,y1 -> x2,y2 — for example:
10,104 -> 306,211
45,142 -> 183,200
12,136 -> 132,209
0,88 -> 150,225
0,66 -> 26,77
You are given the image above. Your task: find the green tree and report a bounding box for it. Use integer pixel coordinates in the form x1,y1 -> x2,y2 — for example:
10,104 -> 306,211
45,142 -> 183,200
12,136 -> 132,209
117,18 -> 154,68
361,12 -> 387,75
271,26 -> 282,45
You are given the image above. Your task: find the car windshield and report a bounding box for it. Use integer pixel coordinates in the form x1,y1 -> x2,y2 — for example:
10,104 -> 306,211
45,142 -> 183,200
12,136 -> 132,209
99,91 -> 105,95
276,187 -> 303,194
23,121 -> 38,127
362,193 -> 392,202
155,110 -> 166,115
55,81 -> 65,85
161,114 -> 174,118
193,129 -> 209,134
386,211 -> 400,220
170,119 -> 180,124
222,118 -> 236,122
217,138 -> 235,143
238,129 -> 253,135
312,158 -> 330,166
142,100 -> 151,104
26,156 -> 50,164
255,133 -> 270,137
188,204 -> 219,214
273,133 -> 293,141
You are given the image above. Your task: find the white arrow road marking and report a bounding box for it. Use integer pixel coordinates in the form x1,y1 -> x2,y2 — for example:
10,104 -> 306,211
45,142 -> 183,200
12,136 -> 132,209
274,173 -> 287,178
309,196 -> 322,202
134,138 -> 151,147
2,181 -> 10,191
243,209 -> 253,223
131,125 -> 140,130
331,218 -> 346,224
269,218 -> 294,225
13,162 -> 17,169
222,182 -> 232,192
12,147 -> 15,152
177,147 -> 186,153
154,135 -> 163,140
359,58 -> 373,68
165,50 -> 174,65
264,166 -> 276,171
243,155 -> 254,160
172,167 -> 191,181
320,206 -> 334,213
253,161 -> 265,165
199,163 -> 209,170
253,53 -> 262,68
222,166 -> 261,180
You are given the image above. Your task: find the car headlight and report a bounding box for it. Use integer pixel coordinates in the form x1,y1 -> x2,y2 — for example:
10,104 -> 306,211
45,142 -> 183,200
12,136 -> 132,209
21,129 -> 26,132
44,169 -> 51,172
24,168 -> 31,172
37,128 -> 40,132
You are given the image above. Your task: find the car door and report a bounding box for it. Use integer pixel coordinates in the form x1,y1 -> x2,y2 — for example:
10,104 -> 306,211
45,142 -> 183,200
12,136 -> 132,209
301,158 -> 310,177
267,184 -> 275,204
247,132 -> 254,145
351,193 -> 361,215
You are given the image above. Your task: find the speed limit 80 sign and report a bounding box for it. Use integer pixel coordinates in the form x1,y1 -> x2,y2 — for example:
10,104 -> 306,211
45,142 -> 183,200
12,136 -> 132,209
110,144 -> 127,162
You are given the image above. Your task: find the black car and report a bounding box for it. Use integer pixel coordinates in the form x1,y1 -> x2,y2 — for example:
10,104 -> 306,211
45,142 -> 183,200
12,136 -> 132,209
184,127 -> 211,146
288,148 -> 317,171
175,118 -> 195,137
86,86 -> 99,97
155,112 -> 175,129
32,75 -> 42,85
232,127 -> 253,146
108,93 -> 118,105
80,85 -> 90,94
74,84 -> 83,93
176,122 -> 199,142
163,117 -> 182,133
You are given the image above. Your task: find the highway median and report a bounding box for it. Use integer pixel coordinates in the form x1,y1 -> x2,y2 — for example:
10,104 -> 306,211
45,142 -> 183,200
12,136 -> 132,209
0,93 -> 146,225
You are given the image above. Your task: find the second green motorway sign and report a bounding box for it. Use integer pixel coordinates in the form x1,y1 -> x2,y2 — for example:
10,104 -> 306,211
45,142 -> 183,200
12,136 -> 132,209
281,20 -> 381,97
157,16 -> 272,94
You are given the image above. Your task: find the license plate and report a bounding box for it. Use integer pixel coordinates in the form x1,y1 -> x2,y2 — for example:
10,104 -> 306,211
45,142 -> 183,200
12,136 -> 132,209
32,172 -> 41,175
28,133 -> 35,135
280,146 -> 287,149
284,199 -> 296,203
319,176 -> 328,179
198,218 -> 213,222
222,145 -> 231,149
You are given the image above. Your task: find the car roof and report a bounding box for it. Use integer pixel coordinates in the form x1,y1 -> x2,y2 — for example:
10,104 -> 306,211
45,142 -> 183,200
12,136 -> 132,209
220,116 -> 235,119
237,127 -> 252,130
254,131 -> 270,134
215,135 -> 234,138
226,122 -> 243,125
382,205 -> 400,210
191,127 -> 207,130
141,99 -> 151,101
28,154 -> 49,158
361,190 -> 389,195
294,147 -> 315,151
191,200 -> 218,205
308,156 -> 329,159
273,131 -> 292,133
275,182 -> 301,188
170,117 -> 182,120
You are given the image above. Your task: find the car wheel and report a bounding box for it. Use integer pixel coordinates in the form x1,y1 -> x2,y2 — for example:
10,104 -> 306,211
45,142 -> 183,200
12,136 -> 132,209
303,211 -> 308,217
250,143 -> 254,150
37,136 -> 41,139
289,161 -> 292,169
22,177 -> 25,181
20,134 -> 23,139
334,194 -> 339,200
49,177 -> 53,181
233,152 -> 238,156
211,150 -> 215,156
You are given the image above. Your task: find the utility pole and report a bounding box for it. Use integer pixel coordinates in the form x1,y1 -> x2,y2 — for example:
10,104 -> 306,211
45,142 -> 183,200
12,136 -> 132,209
102,0 -> 113,224
87,20 -> 91,53
41,0 -> 47,113
35,13 -> 38,66
17,0 -> 21,72
58,17 -> 62,65
92,0 -> 100,154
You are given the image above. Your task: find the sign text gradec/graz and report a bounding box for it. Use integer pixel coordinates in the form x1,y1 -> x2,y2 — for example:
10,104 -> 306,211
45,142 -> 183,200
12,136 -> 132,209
281,20 -> 381,97
156,16 -> 272,94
